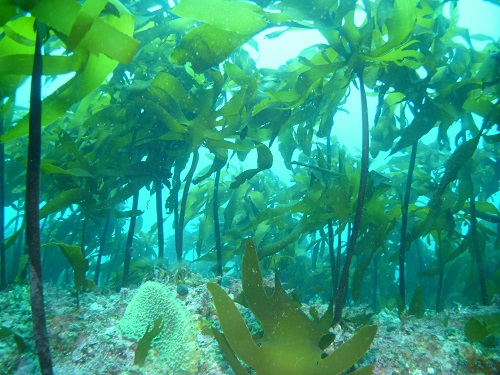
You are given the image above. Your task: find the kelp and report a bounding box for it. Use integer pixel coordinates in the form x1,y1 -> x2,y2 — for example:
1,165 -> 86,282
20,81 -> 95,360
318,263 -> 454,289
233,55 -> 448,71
134,316 -> 164,365
0,0 -> 139,141
0,4 -> 499,374
0,325 -> 27,354
465,313 -> 500,343
24,20 -> 54,375
208,238 -> 377,375
171,0 -> 288,72
43,242 -> 95,293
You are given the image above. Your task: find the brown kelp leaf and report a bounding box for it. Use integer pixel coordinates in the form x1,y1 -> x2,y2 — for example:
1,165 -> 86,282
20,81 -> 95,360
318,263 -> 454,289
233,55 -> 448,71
433,135 -> 480,201
134,317 -> 164,365
207,238 -> 377,375
230,142 -> 273,189
44,242 -> 95,292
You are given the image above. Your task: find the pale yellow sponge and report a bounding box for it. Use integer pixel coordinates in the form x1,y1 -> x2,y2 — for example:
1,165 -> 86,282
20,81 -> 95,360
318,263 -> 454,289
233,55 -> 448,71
118,281 -> 199,373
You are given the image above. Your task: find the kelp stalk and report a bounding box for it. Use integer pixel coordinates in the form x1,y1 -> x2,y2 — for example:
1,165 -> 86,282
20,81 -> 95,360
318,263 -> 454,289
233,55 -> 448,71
26,21 -> 54,375
155,179 -> 165,264
398,141 -> 418,305
465,159 -> 488,305
93,218 -> 110,285
80,215 -> 87,256
122,192 -> 139,288
177,150 -> 199,262
335,149 -> 345,296
213,168 -> 222,277
372,256 -> 378,311
173,173 -> 181,262
464,113 -> 493,306
435,231 -> 444,312
326,132 -> 337,296
0,115 -> 5,288
333,71 -> 370,326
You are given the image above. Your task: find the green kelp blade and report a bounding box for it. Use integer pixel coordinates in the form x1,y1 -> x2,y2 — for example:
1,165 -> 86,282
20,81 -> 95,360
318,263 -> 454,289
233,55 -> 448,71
171,0 -> 267,35
3,228 -> 23,252
39,188 -> 89,219
134,316 -> 164,365
389,98 -> 447,155
67,0 -> 109,51
41,163 -> 94,178
29,0 -> 139,63
0,326 -> 27,353
99,180 -> 145,210
15,255 -> 29,282
483,133 -> 500,144
465,316 -> 489,343
0,0 -> 138,142
408,284 -> 425,319
172,24 -> 251,73
44,242 -> 95,292
58,129 -> 93,171
206,282 -> 260,368
130,97 -> 188,134
1,52 -> 103,141
318,299 -> 334,331
0,1 -> 19,27
0,16 -> 35,99
2,16 -> 36,45
0,16 -> 83,76
257,215 -> 307,259
369,0 -> 417,58
322,325 -> 378,374
433,135 -> 480,201
0,54 -> 83,75
465,313 -> 500,343
212,328 -> 250,375
192,151 -> 227,184
150,72 -> 197,114
364,40 -> 424,69
223,61 -> 252,86
230,142 -> 273,189
351,257 -> 371,303
269,0 -> 337,26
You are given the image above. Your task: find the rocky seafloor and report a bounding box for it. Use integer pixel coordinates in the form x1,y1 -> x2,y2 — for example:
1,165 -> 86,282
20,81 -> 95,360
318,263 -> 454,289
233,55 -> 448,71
1,270 -> 499,375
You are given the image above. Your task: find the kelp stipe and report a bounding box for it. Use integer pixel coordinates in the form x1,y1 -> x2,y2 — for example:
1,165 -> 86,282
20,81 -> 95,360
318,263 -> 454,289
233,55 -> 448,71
207,238 -> 377,375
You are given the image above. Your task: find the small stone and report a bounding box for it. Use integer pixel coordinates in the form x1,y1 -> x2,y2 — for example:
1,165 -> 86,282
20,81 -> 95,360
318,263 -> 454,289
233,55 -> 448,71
177,284 -> 189,296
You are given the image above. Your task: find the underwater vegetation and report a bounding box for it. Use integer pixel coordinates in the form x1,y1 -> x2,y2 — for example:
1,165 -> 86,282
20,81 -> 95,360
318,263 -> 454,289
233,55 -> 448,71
208,238 -> 377,375
0,0 -> 499,373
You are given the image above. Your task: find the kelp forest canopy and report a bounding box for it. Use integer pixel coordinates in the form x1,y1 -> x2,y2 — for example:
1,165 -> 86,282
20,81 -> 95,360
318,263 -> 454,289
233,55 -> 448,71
0,0 -> 499,315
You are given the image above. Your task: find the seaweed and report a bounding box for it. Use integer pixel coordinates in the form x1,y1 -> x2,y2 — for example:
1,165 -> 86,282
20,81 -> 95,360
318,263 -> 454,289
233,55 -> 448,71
207,238 -> 377,375
134,316 -> 164,365
0,325 -> 27,354
465,313 -> 500,343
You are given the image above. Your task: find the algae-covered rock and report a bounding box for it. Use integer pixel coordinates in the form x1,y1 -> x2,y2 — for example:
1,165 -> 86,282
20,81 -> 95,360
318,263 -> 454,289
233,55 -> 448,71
118,281 -> 199,373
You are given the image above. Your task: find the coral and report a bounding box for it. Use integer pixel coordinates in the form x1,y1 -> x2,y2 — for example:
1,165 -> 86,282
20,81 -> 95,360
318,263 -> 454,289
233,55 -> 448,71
118,281 -> 199,374
207,238 -> 377,375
